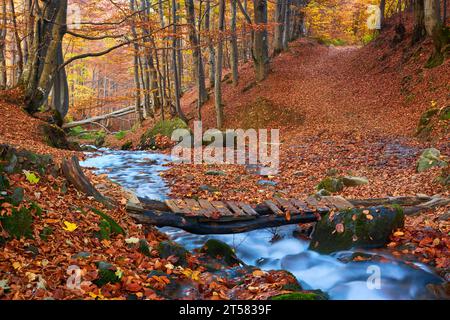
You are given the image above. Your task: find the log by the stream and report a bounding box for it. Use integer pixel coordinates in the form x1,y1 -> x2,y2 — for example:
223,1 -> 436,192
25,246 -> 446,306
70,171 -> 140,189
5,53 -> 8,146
61,156 -> 116,208
62,106 -> 135,129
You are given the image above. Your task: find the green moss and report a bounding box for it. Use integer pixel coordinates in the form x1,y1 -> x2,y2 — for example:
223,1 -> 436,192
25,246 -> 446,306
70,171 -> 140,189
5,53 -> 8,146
39,226 -> 53,241
310,207 -> 405,254
157,241 -> 189,266
95,267 -> 121,287
0,207 -> 34,240
139,239 -> 152,257
317,177 -> 344,193
96,220 -> 112,240
115,131 -> 127,140
90,208 -> 125,236
0,174 -> 10,191
121,141 -> 133,150
271,292 -> 326,301
41,124 -> 72,150
201,239 -> 241,266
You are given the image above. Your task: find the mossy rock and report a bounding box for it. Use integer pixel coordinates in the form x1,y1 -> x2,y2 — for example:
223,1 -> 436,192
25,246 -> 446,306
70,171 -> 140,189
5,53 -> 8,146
341,176 -> 369,187
440,106 -> 450,121
39,226 -> 54,241
0,144 -> 54,176
138,239 -> 152,257
41,124 -> 75,150
157,241 -> 189,266
425,51 -> 444,68
417,148 -> 448,173
317,177 -> 344,193
121,141 -> 133,151
139,118 -> 189,149
95,220 -> 112,240
271,291 -> 328,301
94,262 -> 121,287
0,207 -> 34,240
310,207 -> 405,254
201,239 -> 241,266
90,208 -> 125,236
0,174 -> 10,191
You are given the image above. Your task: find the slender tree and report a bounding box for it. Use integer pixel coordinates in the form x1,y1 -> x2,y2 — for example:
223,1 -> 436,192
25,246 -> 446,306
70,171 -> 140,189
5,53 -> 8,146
253,0 -> 269,81
185,0 -> 208,117
412,0 -> 426,43
230,0 -> 239,85
130,0 -> 144,123
171,0 -> 187,121
215,0 -> 225,128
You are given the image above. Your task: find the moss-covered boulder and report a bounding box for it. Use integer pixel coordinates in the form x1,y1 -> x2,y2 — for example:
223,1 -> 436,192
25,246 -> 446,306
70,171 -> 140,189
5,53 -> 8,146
0,207 -> 34,240
271,290 -> 328,300
139,118 -> 189,150
317,177 -> 344,193
94,262 -> 121,287
41,124 -> 79,150
417,148 -> 448,173
157,241 -> 189,266
200,239 -> 242,266
342,176 -> 369,187
310,207 -> 405,254
121,141 -> 133,151
416,106 -> 450,140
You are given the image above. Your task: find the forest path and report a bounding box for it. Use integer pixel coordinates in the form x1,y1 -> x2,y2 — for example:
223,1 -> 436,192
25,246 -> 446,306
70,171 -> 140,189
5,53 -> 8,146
183,38 -> 414,139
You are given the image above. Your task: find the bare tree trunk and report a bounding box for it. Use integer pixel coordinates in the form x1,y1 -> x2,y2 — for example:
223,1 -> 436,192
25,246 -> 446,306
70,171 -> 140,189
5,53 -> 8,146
9,0 -> 23,80
205,0 -> 215,88
253,0 -> 269,82
230,0 -> 239,86
130,0 -> 143,123
424,0 -> 441,36
23,0 -> 69,123
171,0 -> 187,122
412,0 -> 427,43
185,0 -> 208,117
380,0 -> 386,28
215,0 -> 225,128
282,0 -> 290,50
0,0 -> 7,89
273,0 -> 286,56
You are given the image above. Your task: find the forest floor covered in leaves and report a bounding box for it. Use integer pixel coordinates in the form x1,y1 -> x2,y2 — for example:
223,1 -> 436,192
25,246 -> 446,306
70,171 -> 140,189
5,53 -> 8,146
163,17 -> 449,283
0,15 -> 449,300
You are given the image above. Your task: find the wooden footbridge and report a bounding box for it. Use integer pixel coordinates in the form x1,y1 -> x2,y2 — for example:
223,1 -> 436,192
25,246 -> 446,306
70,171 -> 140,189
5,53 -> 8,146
126,196 -> 358,234
63,157 -> 450,235
126,194 -> 449,235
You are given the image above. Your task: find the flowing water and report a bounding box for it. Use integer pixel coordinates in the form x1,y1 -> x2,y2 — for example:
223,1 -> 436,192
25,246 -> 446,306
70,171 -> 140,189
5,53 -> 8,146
81,148 -> 444,300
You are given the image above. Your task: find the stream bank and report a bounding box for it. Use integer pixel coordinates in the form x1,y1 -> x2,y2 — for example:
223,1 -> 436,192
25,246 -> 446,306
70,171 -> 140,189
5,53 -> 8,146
81,148 -> 446,300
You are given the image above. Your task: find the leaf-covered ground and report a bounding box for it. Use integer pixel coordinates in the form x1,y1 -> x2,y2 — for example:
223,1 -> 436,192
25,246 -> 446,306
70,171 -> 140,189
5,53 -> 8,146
162,17 -> 449,281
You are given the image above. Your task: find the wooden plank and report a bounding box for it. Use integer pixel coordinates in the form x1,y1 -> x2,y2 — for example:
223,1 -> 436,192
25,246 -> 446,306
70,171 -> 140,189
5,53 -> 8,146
211,201 -> 234,216
321,196 -> 354,210
165,200 -> 182,213
226,201 -> 247,216
174,199 -> 192,215
274,197 -> 300,215
290,199 -> 312,213
184,199 -> 207,216
197,199 -> 217,218
265,200 -> 284,216
239,202 -> 259,216
305,196 -> 329,213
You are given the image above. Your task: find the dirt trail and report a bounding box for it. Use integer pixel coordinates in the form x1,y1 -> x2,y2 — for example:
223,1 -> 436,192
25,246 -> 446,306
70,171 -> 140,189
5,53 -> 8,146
182,37 -> 447,142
